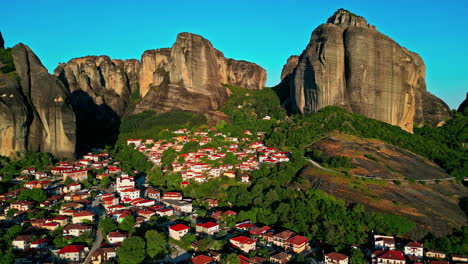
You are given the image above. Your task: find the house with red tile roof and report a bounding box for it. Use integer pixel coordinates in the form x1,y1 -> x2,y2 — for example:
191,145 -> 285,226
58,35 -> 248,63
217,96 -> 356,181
404,241 -> 423,257
271,252 -> 291,264
372,250 -> 405,264
374,235 -> 396,250
196,222 -> 220,235
285,235 -> 309,253
63,224 -> 92,237
30,238 -> 48,249
91,247 -> 117,264
72,210 -> 95,224
13,235 -> 33,249
169,224 -> 190,240
191,254 -> 215,264
272,230 -> 295,247
230,236 -> 257,253
63,169 -> 88,182
325,252 -> 348,264
57,245 -> 88,262
107,232 -> 128,244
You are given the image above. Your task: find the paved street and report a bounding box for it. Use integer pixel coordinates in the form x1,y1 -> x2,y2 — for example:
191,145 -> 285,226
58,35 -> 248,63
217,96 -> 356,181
83,193 -> 105,264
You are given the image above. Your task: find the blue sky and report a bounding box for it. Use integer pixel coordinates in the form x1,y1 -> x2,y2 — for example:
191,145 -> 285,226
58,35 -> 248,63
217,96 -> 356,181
1,0 -> 467,108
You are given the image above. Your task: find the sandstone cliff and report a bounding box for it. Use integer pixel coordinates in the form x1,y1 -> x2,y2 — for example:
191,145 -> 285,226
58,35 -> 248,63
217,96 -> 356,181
135,32 -> 266,113
54,32 -> 265,150
278,9 -> 451,132
0,42 -> 76,159
280,55 -> 299,81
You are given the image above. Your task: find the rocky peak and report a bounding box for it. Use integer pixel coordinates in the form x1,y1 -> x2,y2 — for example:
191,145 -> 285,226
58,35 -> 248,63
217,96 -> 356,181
0,31 -> 4,49
281,55 -> 299,81
327,8 -> 376,29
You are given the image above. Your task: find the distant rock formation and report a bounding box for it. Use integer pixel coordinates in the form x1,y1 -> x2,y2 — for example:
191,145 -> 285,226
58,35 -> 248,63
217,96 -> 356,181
135,32 -> 266,113
458,93 -> 468,114
278,9 -> 451,132
0,32 -> 4,49
0,43 -> 76,159
54,32 -> 265,150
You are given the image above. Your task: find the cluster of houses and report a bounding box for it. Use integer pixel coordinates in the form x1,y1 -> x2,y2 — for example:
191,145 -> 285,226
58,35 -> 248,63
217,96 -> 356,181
1,128 -> 467,264
127,128 -> 290,184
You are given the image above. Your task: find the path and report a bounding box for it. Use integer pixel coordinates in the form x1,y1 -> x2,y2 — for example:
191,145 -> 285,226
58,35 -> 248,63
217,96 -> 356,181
83,194 -> 105,264
307,159 -> 455,182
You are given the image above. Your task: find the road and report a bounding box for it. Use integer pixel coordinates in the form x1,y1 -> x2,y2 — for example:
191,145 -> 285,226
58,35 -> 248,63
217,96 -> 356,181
83,194 -> 105,264
307,159 -> 455,182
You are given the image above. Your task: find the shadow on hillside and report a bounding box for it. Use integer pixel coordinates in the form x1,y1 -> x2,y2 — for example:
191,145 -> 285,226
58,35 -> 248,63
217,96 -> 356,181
69,90 -> 120,155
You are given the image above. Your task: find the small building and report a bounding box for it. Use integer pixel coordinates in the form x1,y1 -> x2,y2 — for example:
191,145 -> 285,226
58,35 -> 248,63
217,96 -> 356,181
325,252 -> 349,264
11,201 -> 35,211
91,247 -> 117,264
72,211 -> 95,224
374,235 -> 396,250
191,255 -> 215,264
107,232 -> 128,244
162,192 -> 182,201
425,250 -> 446,259
404,241 -> 423,258
373,250 -> 406,264
272,230 -> 295,247
13,235 -> 33,250
230,236 -> 257,253
57,245 -> 88,262
452,255 -> 468,262
285,235 -> 309,253
196,222 -> 220,235
271,252 -> 291,264
30,238 -> 48,249
63,169 -> 88,182
169,224 -> 190,240
63,224 -> 92,237
146,186 -> 161,200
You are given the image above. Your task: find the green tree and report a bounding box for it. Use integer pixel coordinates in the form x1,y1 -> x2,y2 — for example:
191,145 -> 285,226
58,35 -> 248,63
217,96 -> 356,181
4,225 -> 21,241
222,253 -> 240,264
350,248 -> 367,264
145,230 -> 168,259
99,218 -> 118,235
119,216 -> 135,231
116,236 -> 146,264
17,188 -> 47,203
161,148 -> 178,168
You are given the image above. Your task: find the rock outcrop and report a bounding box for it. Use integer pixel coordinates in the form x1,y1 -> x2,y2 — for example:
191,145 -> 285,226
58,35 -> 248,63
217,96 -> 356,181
0,43 -> 76,159
280,55 -> 299,81
278,9 -> 451,132
458,93 -> 468,114
0,32 -> 4,49
54,32 -> 265,150
135,32 -> 266,113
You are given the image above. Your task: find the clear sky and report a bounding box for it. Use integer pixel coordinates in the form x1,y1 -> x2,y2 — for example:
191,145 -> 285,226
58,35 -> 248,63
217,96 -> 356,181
1,0 -> 467,108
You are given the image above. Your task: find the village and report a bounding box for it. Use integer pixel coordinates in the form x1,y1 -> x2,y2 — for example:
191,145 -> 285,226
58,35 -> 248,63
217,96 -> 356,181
0,127 -> 466,264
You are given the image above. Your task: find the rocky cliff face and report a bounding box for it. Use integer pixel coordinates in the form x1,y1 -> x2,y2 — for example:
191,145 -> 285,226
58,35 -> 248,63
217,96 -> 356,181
54,32 -> 265,150
135,32 -> 266,113
278,9 -> 451,132
280,55 -> 299,81
458,93 -> 468,114
0,32 -> 4,49
0,42 -> 76,159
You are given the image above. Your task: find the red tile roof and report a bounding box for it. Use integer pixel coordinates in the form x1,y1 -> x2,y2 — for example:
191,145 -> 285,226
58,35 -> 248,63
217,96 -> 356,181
73,211 -> 94,217
170,224 -> 190,232
406,241 -> 423,248
377,251 -> 405,261
58,245 -> 85,254
196,222 -> 219,229
326,252 -> 348,261
191,255 -> 214,264
230,236 -> 257,245
285,235 -> 309,246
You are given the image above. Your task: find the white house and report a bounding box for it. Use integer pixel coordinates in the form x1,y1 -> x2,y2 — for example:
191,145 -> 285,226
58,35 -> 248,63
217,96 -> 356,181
169,224 -> 190,240
404,241 -> 423,257
325,253 -> 349,264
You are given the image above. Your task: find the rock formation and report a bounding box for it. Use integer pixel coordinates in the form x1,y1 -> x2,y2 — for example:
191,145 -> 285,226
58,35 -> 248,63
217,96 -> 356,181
458,93 -> 468,114
0,32 -> 4,49
0,42 -> 76,159
278,9 -> 451,132
280,55 -> 299,81
135,32 -> 266,113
